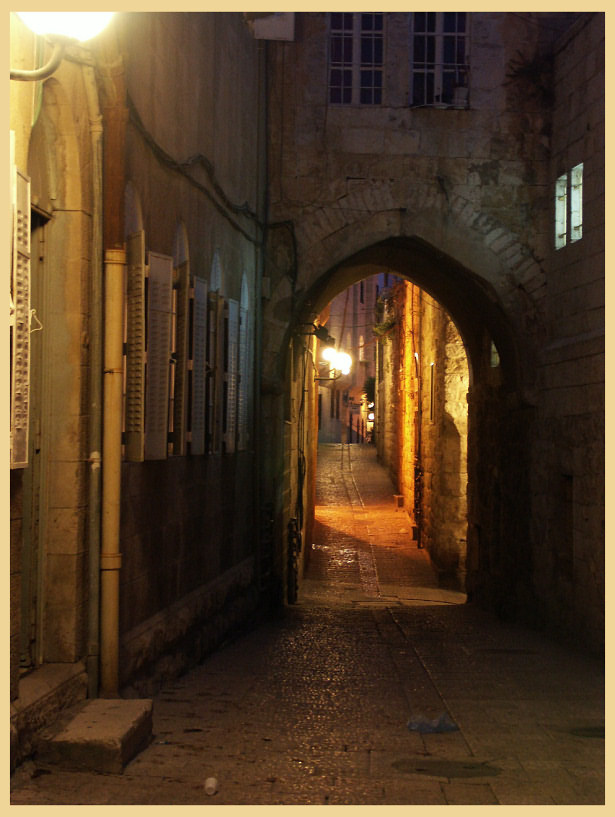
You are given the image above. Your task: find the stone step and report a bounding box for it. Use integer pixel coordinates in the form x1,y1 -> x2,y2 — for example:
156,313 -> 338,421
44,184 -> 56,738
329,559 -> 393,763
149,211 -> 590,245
36,698 -> 153,774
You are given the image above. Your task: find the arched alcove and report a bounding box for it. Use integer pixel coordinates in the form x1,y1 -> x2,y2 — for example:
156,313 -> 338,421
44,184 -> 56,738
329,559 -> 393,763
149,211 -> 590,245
173,221 -> 190,268
211,249 -> 223,294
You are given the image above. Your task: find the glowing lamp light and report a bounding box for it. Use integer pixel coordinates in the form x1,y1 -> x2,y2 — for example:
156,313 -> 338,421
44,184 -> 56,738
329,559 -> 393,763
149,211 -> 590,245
336,352 -> 352,376
320,347 -> 352,377
12,12 -> 115,81
17,12 -> 115,42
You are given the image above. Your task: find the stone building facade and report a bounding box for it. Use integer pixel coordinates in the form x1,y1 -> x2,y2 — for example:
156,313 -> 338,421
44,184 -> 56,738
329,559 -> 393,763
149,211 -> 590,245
262,12 -> 604,648
10,12 -> 265,766
317,276 -> 380,445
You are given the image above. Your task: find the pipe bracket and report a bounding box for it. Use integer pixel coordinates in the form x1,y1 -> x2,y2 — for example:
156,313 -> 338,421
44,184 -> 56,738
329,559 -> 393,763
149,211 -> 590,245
100,552 -> 122,571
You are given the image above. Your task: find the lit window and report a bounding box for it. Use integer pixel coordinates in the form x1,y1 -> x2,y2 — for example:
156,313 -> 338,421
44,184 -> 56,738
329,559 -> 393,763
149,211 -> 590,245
570,163 -> 583,243
329,13 -> 383,105
555,163 -> 583,250
410,12 -> 469,108
555,173 -> 567,250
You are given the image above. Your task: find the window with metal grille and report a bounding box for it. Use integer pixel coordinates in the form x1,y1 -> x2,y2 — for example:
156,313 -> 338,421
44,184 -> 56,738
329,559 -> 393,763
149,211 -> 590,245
329,12 -> 383,105
410,12 -> 469,108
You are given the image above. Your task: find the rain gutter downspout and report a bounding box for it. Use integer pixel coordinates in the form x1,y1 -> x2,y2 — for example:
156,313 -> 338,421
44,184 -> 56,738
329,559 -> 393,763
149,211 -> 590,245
254,39 -> 267,593
83,64 -> 104,698
100,247 -> 125,697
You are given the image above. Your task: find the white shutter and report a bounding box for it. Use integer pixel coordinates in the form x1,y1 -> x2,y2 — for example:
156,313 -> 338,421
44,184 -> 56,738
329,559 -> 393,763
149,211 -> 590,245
125,231 -> 146,462
172,261 -> 190,455
144,251 -> 173,460
190,277 -> 207,455
206,291 -> 222,453
224,299 -> 239,453
10,162 -> 31,469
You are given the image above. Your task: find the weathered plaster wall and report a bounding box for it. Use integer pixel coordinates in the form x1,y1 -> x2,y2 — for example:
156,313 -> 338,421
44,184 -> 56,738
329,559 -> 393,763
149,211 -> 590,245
115,12 -> 264,679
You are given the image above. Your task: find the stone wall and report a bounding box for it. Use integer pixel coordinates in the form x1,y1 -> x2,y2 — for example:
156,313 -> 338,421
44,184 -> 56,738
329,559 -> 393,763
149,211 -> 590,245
377,282 -> 469,586
532,13 -> 604,650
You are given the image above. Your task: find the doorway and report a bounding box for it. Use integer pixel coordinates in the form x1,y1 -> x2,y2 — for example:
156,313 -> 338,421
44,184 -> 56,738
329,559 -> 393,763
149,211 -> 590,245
19,210 -> 48,671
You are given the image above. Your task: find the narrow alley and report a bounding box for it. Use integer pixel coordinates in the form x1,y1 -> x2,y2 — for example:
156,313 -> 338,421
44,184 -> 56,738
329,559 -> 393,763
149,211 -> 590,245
10,444 -> 604,806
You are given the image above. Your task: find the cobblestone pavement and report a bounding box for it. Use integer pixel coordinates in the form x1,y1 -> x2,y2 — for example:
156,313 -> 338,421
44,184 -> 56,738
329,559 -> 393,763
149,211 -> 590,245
10,444 -> 604,805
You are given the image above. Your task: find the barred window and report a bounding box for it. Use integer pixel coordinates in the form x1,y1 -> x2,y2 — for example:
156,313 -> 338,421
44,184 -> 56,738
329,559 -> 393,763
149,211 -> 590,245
329,12 -> 383,105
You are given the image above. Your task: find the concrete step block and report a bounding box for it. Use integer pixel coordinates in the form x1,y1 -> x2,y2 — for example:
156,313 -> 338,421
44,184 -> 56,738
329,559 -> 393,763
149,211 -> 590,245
36,698 -> 153,774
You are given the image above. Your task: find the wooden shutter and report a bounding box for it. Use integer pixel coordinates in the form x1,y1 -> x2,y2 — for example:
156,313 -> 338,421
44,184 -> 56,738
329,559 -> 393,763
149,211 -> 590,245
10,163 -> 31,469
144,251 -> 173,460
190,277 -> 207,455
125,231 -> 146,461
224,299 -> 239,453
172,261 -> 190,455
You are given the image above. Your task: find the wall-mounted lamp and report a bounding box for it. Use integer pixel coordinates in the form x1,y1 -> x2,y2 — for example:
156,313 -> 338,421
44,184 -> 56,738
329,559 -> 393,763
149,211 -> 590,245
315,347 -> 352,382
11,12 -> 114,81
298,322 -> 336,347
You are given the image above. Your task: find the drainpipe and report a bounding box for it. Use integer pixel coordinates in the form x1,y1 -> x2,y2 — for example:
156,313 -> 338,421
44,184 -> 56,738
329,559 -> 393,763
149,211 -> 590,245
83,63 -> 104,699
254,39 -> 267,593
100,247 -> 125,697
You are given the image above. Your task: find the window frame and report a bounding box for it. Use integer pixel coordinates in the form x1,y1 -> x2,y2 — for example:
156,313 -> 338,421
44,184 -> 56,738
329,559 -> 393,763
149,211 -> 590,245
409,12 -> 470,108
328,12 -> 385,106
555,163 -> 583,250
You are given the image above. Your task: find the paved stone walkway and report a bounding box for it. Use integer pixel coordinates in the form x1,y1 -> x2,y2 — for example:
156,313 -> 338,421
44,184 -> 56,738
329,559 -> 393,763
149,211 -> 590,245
10,444 -> 604,805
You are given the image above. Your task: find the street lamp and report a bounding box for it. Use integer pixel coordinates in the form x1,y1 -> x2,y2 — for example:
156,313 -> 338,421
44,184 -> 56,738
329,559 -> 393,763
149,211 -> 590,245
11,12 -> 115,81
317,347 -> 352,381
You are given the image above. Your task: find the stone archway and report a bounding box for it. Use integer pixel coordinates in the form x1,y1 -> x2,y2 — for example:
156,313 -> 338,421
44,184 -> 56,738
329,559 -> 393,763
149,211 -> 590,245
262,227 -> 540,623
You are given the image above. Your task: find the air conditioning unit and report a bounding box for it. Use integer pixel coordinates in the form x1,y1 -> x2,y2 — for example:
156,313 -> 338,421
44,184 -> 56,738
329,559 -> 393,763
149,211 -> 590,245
244,12 -> 295,42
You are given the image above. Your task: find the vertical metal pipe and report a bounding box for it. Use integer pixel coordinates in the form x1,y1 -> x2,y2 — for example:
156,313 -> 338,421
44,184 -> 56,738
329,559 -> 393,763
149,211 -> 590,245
100,247 -> 125,697
83,63 -> 104,699
254,40 -> 267,592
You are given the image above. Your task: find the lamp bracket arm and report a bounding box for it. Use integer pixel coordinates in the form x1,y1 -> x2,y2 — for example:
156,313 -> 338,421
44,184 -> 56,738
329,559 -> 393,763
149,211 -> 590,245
11,39 -> 67,82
